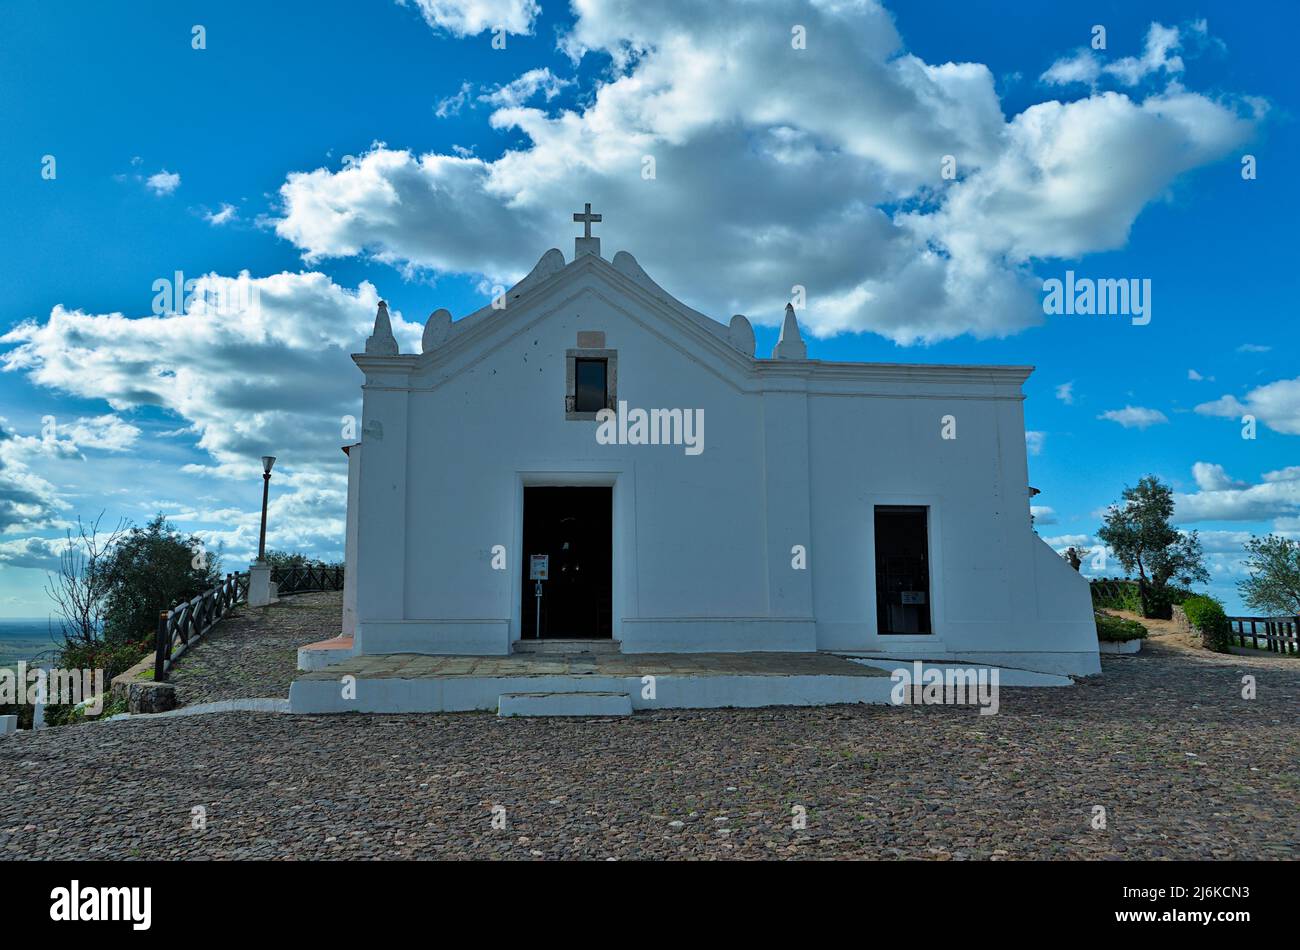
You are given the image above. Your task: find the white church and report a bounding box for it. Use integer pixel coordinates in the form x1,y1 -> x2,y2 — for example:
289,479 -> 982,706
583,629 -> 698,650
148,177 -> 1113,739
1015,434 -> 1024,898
337,207 -> 1099,679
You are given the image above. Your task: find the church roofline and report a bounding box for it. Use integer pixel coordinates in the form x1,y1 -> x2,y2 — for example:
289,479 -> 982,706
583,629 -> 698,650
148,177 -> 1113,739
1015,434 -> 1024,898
352,240 -> 1034,395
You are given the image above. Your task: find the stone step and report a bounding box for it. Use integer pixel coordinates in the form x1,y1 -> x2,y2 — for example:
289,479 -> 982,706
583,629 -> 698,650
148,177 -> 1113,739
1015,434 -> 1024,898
498,691 -> 632,718
512,639 -> 621,656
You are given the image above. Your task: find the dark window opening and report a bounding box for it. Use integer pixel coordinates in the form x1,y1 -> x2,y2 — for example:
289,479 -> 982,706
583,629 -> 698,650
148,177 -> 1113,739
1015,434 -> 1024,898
574,358 -> 608,413
874,506 -> 932,635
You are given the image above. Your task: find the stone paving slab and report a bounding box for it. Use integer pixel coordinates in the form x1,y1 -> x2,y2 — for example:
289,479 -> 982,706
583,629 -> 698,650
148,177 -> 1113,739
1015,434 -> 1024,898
298,649 -> 891,680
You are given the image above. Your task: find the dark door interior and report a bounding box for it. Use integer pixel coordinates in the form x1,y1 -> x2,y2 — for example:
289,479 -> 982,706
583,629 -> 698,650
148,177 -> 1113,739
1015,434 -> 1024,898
522,487 -> 612,639
874,505 -> 932,635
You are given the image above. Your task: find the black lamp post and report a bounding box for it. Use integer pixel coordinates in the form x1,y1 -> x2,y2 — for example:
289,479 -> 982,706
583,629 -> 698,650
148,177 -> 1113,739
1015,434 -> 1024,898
257,455 -> 276,562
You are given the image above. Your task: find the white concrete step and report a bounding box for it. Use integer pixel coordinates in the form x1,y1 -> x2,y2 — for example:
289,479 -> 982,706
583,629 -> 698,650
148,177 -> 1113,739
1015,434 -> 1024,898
498,691 -> 632,717
512,639 -> 621,656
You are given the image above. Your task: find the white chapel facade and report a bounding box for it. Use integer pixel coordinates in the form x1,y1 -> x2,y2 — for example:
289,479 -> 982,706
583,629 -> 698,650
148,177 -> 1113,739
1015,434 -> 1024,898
340,208 -> 1100,678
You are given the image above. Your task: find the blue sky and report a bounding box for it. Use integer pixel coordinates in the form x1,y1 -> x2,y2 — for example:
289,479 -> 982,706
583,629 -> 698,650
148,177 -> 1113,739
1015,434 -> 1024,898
0,0 -> 1296,617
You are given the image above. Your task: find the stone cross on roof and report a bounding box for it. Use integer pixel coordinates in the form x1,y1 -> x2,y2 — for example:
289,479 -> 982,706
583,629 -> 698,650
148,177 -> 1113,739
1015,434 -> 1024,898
573,202 -> 602,258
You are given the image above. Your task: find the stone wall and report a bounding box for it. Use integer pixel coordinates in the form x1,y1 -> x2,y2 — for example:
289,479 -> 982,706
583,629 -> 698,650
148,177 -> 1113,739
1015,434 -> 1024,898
109,654 -> 176,714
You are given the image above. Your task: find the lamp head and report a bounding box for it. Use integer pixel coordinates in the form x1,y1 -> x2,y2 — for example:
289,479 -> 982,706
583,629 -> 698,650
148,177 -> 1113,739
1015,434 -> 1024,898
261,455 -> 276,475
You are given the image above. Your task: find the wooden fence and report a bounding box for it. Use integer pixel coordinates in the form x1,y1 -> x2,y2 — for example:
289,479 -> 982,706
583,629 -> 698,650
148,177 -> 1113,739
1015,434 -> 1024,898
272,564 -> 344,595
154,573 -> 244,682
1227,615 -> 1300,655
1089,578 -> 1137,608
153,565 -> 346,682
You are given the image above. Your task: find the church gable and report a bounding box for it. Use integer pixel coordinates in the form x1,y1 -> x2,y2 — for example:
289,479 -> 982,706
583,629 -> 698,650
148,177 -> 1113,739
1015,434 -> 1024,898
352,204 -> 806,396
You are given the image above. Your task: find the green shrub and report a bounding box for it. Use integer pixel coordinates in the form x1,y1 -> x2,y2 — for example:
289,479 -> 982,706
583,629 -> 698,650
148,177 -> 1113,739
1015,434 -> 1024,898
57,637 -> 151,684
1094,611 -> 1148,642
1182,594 -> 1232,653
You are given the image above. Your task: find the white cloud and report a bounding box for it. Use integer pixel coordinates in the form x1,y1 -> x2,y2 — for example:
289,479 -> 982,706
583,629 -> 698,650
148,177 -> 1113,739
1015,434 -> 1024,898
146,170 -> 181,196
0,422 -> 68,534
1041,21 -> 1189,89
479,68 -> 572,109
1195,377 -> 1300,435
1188,368 -> 1203,381
1098,406 -> 1169,429
1041,49 -> 1100,87
396,0 -> 540,37
1237,343 -> 1271,353
1106,23 -> 1185,86
1055,381 -> 1074,405
1192,461 -> 1247,492
1030,505 -> 1057,525
0,535 -> 66,570
1043,533 -> 1092,550
273,2 -> 1257,346
1025,430 -> 1045,455
1175,464 -> 1300,523
204,203 -> 238,226
435,81 -> 474,118
0,272 -> 422,558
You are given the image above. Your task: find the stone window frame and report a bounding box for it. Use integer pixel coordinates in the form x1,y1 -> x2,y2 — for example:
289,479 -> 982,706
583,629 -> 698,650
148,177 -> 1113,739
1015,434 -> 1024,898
565,347 -> 617,421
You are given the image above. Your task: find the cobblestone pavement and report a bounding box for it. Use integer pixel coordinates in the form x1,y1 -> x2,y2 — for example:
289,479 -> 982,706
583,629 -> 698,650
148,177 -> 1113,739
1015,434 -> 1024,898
1,617 -> 1295,860
165,592 -> 340,707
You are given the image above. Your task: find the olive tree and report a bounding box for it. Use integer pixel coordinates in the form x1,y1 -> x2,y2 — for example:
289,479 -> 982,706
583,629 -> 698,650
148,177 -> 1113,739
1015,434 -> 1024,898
1096,475 -> 1208,618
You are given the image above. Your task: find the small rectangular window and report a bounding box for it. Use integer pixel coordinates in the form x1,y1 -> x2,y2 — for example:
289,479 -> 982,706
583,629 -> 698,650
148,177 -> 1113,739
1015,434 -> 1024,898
574,358 -> 607,413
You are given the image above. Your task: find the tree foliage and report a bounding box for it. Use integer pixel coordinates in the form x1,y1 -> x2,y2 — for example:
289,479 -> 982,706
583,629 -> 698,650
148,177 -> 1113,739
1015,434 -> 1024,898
1237,534 -> 1300,617
1096,475 -> 1208,618
98,513 -> 221,643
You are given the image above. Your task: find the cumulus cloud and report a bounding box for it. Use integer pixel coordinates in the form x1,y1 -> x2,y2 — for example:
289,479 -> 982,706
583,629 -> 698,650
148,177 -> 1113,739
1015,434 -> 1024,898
1098,406 -> 1168,429
0,273 -> 421,558
1195,377 -> 1300,435
1055,381 -> 1075,404
0,423 -> 67,533
1192,461 -> 1247,492
273,3 -> 1257,346
1175,464 -> 1300,523
1025,430 -> 1045,455
0,535 -> 66,570
396,0 -> 540,37
146,170 -> 181,196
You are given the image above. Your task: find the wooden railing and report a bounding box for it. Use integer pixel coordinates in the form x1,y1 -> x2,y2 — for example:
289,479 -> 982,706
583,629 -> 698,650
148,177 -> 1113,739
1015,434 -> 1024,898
153,565 -> 346,682
272,564 -> 344,595
154,573 -> 244,682
1227,616 -> 1300,655
1090,578 -> 1138,608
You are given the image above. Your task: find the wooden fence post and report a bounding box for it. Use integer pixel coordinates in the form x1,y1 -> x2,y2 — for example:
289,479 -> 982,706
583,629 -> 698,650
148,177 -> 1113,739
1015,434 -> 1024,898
154,611 -> 170,682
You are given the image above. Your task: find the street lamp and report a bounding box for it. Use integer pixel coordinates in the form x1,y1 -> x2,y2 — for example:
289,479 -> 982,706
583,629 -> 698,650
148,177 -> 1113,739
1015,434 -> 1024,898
257,455 -> 276,562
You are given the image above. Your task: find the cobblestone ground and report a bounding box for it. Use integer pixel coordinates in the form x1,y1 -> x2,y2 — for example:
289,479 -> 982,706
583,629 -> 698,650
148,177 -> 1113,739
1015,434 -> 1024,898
0,599 -> 1295,860
165,592 -> 340,707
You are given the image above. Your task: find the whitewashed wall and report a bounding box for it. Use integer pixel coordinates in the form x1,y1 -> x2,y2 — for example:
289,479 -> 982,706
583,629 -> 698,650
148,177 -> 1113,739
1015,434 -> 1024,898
349,252 -> 1099,676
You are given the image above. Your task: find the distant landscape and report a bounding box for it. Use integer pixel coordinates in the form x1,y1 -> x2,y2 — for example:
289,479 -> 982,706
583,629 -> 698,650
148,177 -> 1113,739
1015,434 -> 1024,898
0,619 -> 62,669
